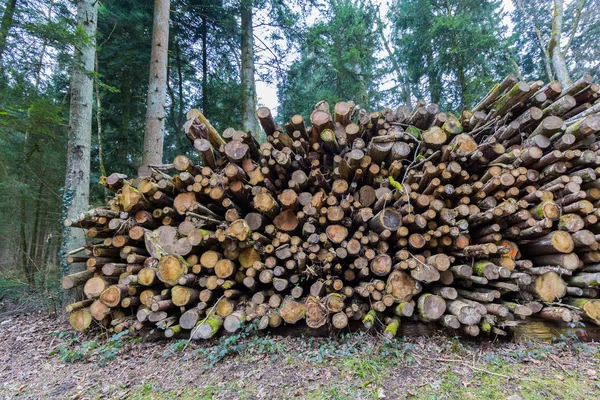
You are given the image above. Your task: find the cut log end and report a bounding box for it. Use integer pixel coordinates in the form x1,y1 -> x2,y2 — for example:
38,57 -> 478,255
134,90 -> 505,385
535,272 -> 567,302
417,294 -> 446,321
157,255 -> 188,285
69,309 -> 92,331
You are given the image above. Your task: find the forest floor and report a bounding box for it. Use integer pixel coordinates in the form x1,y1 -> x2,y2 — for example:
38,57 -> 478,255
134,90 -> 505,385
1,313 -> 600,400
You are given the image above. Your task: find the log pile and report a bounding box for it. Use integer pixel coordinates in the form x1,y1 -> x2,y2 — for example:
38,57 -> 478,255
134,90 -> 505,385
64,74 -> 600,340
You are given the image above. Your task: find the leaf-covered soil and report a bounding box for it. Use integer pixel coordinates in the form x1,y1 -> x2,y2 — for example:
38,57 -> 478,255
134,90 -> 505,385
1,313 -> 600,399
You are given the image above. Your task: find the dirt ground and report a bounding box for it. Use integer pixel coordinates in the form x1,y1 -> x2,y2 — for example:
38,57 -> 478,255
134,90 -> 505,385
1,313 -> 600,399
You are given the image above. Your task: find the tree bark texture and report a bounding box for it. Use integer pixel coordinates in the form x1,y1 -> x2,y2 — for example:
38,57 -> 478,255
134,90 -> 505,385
548,0 -> 571,85
141,0 -> 171,175
240,0 -> 258,139
61,0 -> 98,301
0,0 -> 17,67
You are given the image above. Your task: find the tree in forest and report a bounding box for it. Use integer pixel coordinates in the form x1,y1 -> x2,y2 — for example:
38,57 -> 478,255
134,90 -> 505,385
376,12 -> 412,109
278,0 -> 382,121
140,0 -> 170,175
0,0 -> 73,288
390,0 -> 512,110
0,0 -> 18,68
61,0 -> 98,292
389,0 -> 441,105
511,0 -> 596,84
93,0 -> 241,191
93,1 -> 152,185
237,0 -> 307,139
569,0 -> 600,80
240,0 -> 257,136
171,0 -> 240,132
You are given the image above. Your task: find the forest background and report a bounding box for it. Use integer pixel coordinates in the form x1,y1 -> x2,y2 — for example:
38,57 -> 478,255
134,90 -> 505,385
0,0 -> 597,309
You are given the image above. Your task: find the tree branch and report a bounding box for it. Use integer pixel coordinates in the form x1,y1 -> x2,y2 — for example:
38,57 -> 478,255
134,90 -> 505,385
562,0 -> 586,56
548,0 -> 563,56
514,0 -> 553,81
252,32 -> 284,76
376,14 -> 412,108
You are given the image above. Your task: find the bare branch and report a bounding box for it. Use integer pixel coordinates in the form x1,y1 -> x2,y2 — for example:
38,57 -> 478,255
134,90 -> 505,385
513,0 -> 553,81
562,0 -> 586,56
252,32 -> 284,76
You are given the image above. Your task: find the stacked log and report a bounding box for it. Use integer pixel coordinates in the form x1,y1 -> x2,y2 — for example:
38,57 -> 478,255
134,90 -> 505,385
63,74 -> 600,339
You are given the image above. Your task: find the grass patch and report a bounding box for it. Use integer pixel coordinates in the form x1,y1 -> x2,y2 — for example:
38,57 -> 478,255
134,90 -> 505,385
126,380 -> 259,400
127,383 -> 217,400
303,337 -> 417,399
414,361 -> 600,400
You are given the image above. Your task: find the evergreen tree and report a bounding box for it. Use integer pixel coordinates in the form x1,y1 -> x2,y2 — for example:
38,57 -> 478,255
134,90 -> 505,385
0,0 -> 73,289
140,0 -> 171,175
94,0 -> 242,185
278,0 -> 382,121
0,0 -> 18,67
238,0 -> 305,139
390,0 -> 513,110
94,0 -> 153,182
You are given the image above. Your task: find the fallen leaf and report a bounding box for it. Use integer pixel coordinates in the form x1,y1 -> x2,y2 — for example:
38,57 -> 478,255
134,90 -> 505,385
586,369 -> 597,378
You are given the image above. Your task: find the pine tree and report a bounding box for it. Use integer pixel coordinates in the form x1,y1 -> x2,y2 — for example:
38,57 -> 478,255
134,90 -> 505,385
278,0 -> 382,121
0,0 -> 18,67
390,0 -> 512,110
240,0 -> 258,136
141,0 -> 170,175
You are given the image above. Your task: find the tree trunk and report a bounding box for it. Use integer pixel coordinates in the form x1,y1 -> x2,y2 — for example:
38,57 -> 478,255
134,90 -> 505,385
401,74 -> 413,110
141,0 -> 170,176
166,36 -> 185,154
548,0 -> 571,85
377,19 -> 411,109
240,0 -> 258,139
35,209 -> 48,289
456,57 -> 467,108
201,13 -> 208,115
26,179 -> 44,286
19,195 -> 31,285
176,40 -> 184,135
122,80 -> 131,142
42,226 -> 54,279
0,0 -> 17,68
94,53 -> 106,178
427,54 -> 441,104
61,0 -> 98,302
